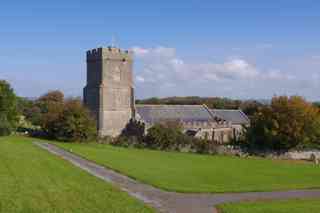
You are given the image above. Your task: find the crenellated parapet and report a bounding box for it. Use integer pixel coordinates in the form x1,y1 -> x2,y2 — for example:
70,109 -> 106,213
87,47 -> 133,62
84,46 -> 135,137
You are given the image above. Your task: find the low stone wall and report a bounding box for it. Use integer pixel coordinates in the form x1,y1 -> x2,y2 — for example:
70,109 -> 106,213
282,151 -> 320,160
211,145 -> 320,161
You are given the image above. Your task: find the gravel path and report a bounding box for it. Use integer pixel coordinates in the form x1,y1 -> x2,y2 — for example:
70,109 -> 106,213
34,142 -> 320,213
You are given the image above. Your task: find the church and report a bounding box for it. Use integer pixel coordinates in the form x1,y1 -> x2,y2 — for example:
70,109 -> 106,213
83,47 -> 249,144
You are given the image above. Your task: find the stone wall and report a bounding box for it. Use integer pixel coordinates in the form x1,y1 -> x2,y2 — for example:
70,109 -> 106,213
281,151 -> 320,160
84,47 -> 135,137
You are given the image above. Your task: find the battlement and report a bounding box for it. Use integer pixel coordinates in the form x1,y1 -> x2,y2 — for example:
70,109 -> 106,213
87,47 -> 133,61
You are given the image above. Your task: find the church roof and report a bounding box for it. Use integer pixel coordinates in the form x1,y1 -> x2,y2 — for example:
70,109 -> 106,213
135,104 -> 250,125
210,109 -> 250,125
135,105 -> 212,124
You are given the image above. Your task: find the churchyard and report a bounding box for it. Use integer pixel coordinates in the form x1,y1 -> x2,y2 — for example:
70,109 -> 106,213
1,135 -> 320,213
217,199 -> 320,213
0,136 -> 154,213
57,141 -> 320,193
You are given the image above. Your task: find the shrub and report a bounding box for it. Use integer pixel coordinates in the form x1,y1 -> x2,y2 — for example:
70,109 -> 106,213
145,124 -> 182,150
111,136 -> 143,148
121,119 -> 145,141
191,138 -> 211,154
111,120 -> 215,153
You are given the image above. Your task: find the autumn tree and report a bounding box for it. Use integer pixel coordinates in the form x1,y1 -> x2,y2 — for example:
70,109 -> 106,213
54,98 -> 97,142
246,96 -> 320,150
36,91 -> 65,137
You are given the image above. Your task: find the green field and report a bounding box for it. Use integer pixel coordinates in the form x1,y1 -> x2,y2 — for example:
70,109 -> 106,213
217,199 -> 320,213
0,136 -> 154,213
57,142 -> 320,193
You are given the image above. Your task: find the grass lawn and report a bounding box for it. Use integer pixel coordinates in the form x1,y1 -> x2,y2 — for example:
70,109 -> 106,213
0,136 -> 154,213
217,199 -> 320,213
56,142 -> 320,193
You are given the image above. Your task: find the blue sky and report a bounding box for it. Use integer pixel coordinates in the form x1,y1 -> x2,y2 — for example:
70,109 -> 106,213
1,0 -> 320,100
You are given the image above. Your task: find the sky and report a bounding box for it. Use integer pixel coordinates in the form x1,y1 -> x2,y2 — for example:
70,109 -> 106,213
0,0 -> 320,100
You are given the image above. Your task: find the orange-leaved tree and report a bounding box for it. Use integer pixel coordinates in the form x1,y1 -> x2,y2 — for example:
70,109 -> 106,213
247,96 -> 320,150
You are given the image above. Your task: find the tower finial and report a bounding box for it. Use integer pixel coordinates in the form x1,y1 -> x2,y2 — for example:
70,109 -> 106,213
111,35 -> 116,48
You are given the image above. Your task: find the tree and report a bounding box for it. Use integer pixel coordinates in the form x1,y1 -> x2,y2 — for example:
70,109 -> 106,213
36,91 -> 65,137
246,96 -> 320,150
240,100 -> 264,117
54,98 -> 97,142
0,80 -> 19,135
35,91 -> 96,142
37,90 -> 64,114
136,96 -> 265,115
313,102 -> 320,109
17,97 -> 42,126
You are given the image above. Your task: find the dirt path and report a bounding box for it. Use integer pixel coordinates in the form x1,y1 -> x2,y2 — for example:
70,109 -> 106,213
34,142 -> 320,213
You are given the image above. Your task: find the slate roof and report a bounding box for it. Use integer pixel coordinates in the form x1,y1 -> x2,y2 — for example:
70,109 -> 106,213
135,105 -> 250,125
210,109 -> 250,125
135,105 -> 212,124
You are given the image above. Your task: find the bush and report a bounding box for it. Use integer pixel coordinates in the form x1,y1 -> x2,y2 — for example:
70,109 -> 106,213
121,119 -> 145,141
112,120 -> 215,153
145,123 -> 187,150
191,138 -> 211,154
111,136 -> 144,148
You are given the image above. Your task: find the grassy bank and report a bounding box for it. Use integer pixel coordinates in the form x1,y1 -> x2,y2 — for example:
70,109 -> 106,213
0,136 -> 154,213
56,142 -> 320,193
217,199 -> 320,213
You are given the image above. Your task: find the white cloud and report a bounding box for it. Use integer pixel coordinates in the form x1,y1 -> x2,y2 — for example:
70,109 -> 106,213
220,59 -> 258,79
132,46 -> 176,59
136,75 -> 145,82
131,47 -> 149,57
131,46 -> 320,100
132,46 -> 292,83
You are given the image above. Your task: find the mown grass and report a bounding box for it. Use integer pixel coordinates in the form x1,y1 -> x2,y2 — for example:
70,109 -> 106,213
56,142 -> 320,193
0,136 -> 155,213
217,199 -> 320,213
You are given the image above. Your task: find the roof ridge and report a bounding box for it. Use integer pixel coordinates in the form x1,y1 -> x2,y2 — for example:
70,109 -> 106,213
202,104 -> 217,120
136,104 -> 204,107
211,109 -> 241,111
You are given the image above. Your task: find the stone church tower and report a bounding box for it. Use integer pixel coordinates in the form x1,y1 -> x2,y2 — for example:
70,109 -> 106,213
83,47 -> 135,137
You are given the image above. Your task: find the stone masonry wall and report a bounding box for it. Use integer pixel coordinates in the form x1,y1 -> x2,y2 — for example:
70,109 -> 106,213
84,47 -> 135,137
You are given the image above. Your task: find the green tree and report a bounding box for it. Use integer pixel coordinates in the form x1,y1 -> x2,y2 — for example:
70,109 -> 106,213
17,97 -> 42,126
0,80 -> 19,135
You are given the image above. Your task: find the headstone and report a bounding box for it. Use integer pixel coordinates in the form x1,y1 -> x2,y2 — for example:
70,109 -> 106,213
310,153 -> 319,165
